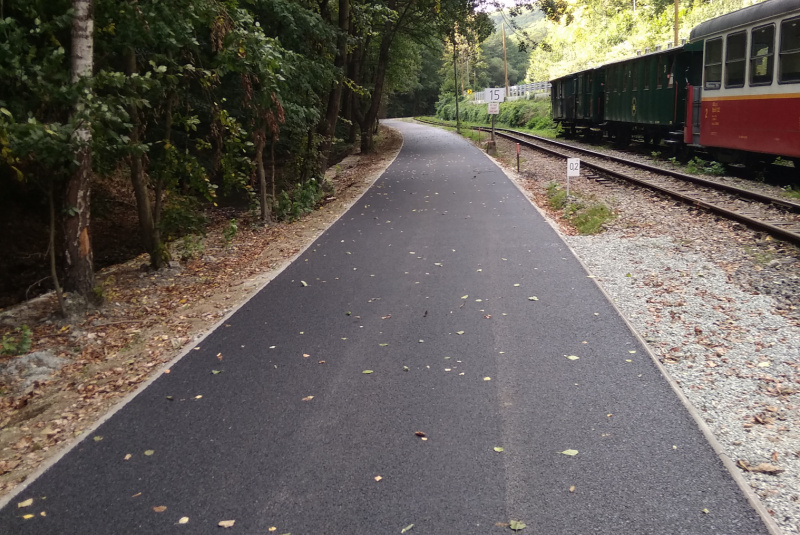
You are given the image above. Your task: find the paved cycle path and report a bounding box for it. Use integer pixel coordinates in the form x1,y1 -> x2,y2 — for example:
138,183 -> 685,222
1,121 -> 770,534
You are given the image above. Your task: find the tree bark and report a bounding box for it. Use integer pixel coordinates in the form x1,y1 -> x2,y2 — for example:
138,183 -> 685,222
127,48 -> 160,268
255,130 -> 270,223
64,0 -> 96,300
359,27 -> 393,153
317,0 -> 350,173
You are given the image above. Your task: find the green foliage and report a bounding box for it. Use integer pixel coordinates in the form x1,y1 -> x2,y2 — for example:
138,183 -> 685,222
526,0 -> 760,82
546,182 -> 613,234
223,218 -> 239,245
436,96 -> 554,132
275,179 -> 326,222
686,157 -> 726,176
160,195 -> 208,241
782,185 -> 800,200
2,325 -> 32,356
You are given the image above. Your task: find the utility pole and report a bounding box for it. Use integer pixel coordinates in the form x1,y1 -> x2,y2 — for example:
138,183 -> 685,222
453,39 -> 460,134
674,0 -> 680,47
502,25 -> 509,97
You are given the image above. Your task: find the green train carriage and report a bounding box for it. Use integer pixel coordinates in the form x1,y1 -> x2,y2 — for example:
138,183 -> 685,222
603,44 -> 703,145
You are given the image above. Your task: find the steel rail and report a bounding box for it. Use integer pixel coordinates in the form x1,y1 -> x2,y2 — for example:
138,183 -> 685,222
493,127 -> 800,213
492,129 -> 800,245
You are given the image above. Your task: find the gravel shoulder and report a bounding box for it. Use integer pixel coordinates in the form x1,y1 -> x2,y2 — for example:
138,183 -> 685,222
489,133 -> 800,534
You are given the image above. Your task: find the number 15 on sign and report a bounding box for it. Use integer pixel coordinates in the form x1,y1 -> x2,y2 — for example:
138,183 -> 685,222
566,158 -> 580,198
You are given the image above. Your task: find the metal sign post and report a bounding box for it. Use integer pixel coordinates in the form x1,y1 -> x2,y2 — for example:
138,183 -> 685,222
567,158 -> 580,199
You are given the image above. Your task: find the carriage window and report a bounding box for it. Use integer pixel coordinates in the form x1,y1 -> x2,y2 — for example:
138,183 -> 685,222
779,16 -> 800,83
704,38 -> 722,89
725,31 -> 746,88
750,24 -> 774,85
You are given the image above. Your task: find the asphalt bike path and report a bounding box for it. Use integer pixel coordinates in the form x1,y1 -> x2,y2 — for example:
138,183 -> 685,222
0,120 -> 770,534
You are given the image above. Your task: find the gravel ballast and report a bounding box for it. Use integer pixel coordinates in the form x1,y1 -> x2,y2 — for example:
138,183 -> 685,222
492,135 -> 800,534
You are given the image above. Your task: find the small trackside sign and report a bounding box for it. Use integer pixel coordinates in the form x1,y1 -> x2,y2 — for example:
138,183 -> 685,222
567,158 -> 580,177
485,88 -> 505,102
487,102 -> 499,115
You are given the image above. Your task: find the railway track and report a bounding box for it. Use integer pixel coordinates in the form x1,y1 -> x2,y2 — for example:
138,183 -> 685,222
414,119 -> 800,245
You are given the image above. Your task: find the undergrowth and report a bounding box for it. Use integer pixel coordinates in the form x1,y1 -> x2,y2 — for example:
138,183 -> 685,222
546,182 -> 613,234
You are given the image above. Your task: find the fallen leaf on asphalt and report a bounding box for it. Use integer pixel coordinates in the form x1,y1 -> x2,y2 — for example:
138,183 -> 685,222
22,514 -> 34,519
363,370 -> 373,374
757,361 -> 771,368
380,343 -> 389,347
509,519 -> 527,531
195,395 -> 202,399
382,315 -> 392,320
565,355 -> 579,361
415,431 -> 428,441
401,524 -> 415,533
302,396 -> 314,402
484,377 -> 491,381
494,447 -> 504,452
528,296 -> 538,301
124,454 -> 132,461
93,436 -> 103,442
303,354 -> 310,358
456,331 -> 465,335
461,295 -> 468,299
153,505 -> 167,513
144,450 -> 155,456
211,370 -> 222,375
403,366 -> 409,371
179,517 -> 189,524
560,449 -> 579,456
132,492 -> 142,498
569,486 -> 575,492
374,475 -> 383,482
218,520 -> 235,528
17,498 -> 33,508
301,281 -> 308,287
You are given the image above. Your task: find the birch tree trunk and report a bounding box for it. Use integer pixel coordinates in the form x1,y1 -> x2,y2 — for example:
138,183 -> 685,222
64,0 -> 96,301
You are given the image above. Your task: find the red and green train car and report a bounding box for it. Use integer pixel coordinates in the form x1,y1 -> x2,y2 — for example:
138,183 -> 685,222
551,0 -> 800,167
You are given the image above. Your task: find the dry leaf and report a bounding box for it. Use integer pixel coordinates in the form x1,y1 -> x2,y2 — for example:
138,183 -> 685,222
218,520 -> 236,528
415,431 -> 427,438
179,517 -> 189,524
144,450 -> 155,456
560,449 -> 579,456
124,454 -> 132,461
302,396 -> 314,402
17,498 -> 33,508
569,485 -> 576,492
153,505 -> 167,513
374,475 -> 383,482
22,514 -> 34,520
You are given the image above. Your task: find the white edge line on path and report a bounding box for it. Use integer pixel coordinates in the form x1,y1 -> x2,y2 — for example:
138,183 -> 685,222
0,126 -> 405,511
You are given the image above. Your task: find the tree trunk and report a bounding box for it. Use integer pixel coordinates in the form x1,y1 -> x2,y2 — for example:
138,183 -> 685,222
64,0 -> 95,301
127,49 -> 160,268
255,130 -> 270,223
317,0 -> 350,173
359,27 -> 393,153
48,185 -> 66,317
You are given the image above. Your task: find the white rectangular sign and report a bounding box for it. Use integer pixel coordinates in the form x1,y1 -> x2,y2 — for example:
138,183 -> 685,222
567,158 -> 581,177
487,102 -> 499,115
485,87 -> 505,102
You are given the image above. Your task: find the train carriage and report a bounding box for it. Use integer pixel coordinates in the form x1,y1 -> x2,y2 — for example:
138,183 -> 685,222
604,45 -> 702,145
688,0 -> 800,163
551,68 -> 604,137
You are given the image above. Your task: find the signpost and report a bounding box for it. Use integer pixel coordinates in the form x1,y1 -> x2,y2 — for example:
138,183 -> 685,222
485,88 -> 504,145
567,157 -> 580,199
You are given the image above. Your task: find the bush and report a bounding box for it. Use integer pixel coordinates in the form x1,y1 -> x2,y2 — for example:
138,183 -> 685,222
435,96 -> 555,132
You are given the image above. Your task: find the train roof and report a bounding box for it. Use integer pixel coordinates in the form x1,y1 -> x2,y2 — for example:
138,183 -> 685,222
689,0 -> 800,43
